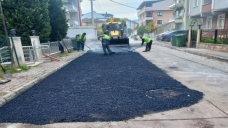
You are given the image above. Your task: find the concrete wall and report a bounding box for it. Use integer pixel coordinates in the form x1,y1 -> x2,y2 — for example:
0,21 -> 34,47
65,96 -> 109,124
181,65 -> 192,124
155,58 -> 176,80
213,0 -> 228,10
197,43 -> 228,52
189,0 -> 202,16
67,26 -> 97,40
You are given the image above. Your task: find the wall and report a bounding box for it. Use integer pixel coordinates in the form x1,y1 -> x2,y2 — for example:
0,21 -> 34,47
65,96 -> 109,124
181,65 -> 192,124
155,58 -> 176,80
213,0 -> 228,10
197,43 -> 228,52
225,14 -> 228,29
189,0 -> 202,16
152,10 -> 173,24
67,26 -> 97,40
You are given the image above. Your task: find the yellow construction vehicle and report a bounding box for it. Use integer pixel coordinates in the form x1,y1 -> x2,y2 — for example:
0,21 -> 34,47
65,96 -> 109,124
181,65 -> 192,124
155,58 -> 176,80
102,18 -> 129,45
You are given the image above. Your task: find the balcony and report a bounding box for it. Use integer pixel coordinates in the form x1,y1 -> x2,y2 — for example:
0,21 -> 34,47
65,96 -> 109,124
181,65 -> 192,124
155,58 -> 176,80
145,16 -> 153,20
173,15 -> 183,23
69,19 -> 79,26
64,4 -> 78,12
137,6 -> 153,16
169,2 -> 183,9
212,0 -> 228,12
201,2 -> 212,17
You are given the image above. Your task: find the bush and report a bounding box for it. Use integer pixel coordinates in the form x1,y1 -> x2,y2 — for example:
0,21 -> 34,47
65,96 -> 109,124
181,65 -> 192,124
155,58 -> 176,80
201,37 -> 214,43
217,37 -> 228,44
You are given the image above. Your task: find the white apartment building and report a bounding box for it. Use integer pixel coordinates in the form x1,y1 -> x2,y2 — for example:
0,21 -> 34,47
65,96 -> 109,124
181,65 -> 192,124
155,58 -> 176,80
62,0 -> 82,27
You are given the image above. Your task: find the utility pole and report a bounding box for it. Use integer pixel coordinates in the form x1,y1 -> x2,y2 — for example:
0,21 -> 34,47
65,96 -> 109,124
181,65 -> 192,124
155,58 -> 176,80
90,0 -> 95,26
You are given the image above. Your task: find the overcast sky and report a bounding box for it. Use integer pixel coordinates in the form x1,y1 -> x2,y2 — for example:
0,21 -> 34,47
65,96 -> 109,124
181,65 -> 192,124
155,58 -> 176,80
80,0 -> 144,20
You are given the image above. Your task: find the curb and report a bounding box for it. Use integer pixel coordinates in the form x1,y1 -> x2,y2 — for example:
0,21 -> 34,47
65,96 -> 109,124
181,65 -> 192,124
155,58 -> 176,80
155,43 -> 228,63
0,52 -> 86,108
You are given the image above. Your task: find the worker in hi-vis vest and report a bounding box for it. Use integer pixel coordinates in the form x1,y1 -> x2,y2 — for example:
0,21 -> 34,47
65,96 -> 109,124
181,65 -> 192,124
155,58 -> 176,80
140,35 -> 153,52
76,33 -> 86,51
98,32 -> 115,55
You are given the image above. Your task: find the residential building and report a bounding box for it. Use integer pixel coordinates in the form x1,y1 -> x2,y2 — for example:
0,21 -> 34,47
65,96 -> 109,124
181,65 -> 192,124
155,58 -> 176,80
62,0 -> 82,27
101,12 -> 114,19
82,11 -> 107,20
189,0 -> 228,30
169,0 -> 192,30
81,11 -> 114,32
82,18 -> 104,31
124,19 -> 139,36
137,0 -> 174,26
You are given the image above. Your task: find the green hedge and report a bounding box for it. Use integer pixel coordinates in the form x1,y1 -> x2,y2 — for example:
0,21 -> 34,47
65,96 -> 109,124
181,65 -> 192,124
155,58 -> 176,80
201,37 -> 228,44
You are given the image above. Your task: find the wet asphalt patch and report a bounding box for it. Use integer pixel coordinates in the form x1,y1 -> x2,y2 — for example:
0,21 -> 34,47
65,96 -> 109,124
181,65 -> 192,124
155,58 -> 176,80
0,52 -> 203,125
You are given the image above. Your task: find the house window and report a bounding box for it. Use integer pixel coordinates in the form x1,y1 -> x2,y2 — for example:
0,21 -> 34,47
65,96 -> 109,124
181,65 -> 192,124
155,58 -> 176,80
146,20 -> 152,25
146,12 -> 152,17
193,0 -> 198,7
217,14 -> 225,29
206,16 -> 212,29
157,20 -> 162,24
157,11 -> 163,16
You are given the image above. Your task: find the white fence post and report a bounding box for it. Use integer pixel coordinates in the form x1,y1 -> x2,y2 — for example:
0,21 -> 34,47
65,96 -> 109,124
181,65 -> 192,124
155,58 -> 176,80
9,37 -> 26,65
30,36 -> 42,60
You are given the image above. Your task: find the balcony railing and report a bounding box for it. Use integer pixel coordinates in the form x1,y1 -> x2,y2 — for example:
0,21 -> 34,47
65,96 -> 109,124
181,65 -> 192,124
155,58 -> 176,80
64,4 -> 78,12
169,1 -> 183,9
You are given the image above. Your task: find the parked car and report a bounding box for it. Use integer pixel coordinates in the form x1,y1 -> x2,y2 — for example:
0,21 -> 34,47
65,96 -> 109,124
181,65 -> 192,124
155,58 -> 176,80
156,31 -> 169,41
163,30 -> 188,42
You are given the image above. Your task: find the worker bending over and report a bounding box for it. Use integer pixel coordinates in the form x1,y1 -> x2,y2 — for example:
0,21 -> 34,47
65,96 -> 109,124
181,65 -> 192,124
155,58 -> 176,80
98,32 -> 115,55
140,35 -> 153,52
76,33 -> 86,51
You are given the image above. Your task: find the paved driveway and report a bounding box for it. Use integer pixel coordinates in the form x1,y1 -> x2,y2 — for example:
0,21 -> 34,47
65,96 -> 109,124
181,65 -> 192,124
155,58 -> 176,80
0,52 -> 203,125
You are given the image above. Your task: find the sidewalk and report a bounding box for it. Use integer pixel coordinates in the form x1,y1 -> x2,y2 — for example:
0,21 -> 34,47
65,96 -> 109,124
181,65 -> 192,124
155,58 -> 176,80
154,41 -> 228,63
0,51 -> 85,107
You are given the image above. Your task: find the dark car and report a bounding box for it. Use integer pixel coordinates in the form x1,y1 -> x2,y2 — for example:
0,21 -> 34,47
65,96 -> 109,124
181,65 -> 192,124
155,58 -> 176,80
163,30 -> 188,42
156,31 -> 170,41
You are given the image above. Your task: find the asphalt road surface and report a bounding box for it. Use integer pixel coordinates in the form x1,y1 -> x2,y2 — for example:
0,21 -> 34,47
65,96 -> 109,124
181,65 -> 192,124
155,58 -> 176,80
0,51 -> 203,125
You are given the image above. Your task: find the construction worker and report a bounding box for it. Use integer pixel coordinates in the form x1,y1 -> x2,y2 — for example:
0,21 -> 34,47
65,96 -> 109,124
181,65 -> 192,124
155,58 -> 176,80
98,32 -> 115,55
140,35 -> 153,52
76,33 -> 86,51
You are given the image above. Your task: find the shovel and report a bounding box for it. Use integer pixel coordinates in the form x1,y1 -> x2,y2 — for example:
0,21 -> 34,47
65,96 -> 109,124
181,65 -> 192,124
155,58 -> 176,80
0,63 -> 12,80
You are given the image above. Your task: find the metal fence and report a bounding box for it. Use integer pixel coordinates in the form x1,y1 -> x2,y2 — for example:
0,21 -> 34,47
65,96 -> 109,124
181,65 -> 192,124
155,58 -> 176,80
41,39 -> 73,55
22,45 -> 50,63
22,46 -> 36,63
0,46 -> 11,63
1,38 -> 74,64
201,29 -> 228,44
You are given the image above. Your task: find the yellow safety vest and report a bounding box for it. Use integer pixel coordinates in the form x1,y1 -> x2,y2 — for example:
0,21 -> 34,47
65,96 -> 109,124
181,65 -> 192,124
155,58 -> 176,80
142,36 -> 152,43
78,34 -> 86,42
103,34 -> 110,40
76,34 -> 81,41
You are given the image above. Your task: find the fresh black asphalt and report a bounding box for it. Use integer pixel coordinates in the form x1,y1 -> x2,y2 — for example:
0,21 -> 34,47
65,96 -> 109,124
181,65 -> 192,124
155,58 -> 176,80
0,52 -> 203,125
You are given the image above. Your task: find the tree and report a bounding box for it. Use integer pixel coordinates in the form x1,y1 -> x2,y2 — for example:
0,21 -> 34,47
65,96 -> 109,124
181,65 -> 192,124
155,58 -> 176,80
127,28 -> 132,35
137,25 -> 147,35
48,0 -> 68,41
0,0 -> 51,45
146,21 -> 156,33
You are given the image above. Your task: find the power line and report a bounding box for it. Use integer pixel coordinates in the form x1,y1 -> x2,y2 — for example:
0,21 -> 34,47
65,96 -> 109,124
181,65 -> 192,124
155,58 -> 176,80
109,0 -> 137,9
